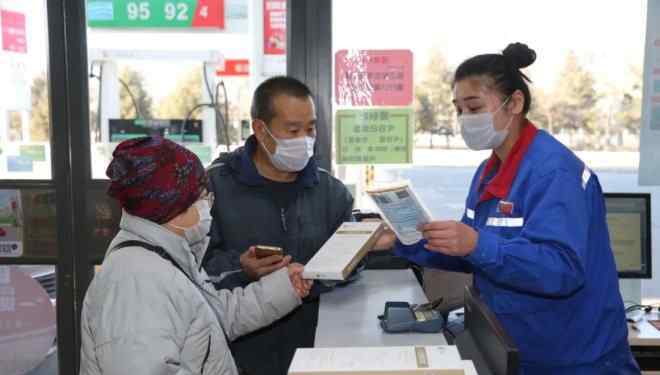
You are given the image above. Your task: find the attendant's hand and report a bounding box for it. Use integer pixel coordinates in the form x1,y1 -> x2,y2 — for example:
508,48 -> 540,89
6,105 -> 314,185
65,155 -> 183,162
240,246 -> 291,281
419,221 -> 478,257
287,263 -> 313,298
371,227 -> 397,251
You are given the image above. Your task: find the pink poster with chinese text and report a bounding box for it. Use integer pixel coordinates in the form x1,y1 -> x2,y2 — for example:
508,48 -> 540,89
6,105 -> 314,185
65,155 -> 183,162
335,50 -> 413,106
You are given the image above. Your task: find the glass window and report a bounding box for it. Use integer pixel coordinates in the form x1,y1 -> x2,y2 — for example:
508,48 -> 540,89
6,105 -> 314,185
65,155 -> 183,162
85,187 -> 121,262
86,0 -> 286,179
0,189 -> 57,259
0,265 -> 57,375
84,0 -> 288,262
0,1 -> 52,180
0,2 -> 59,373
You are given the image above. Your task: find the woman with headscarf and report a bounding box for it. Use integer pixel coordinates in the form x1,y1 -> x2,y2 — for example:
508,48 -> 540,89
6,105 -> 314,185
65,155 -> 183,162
80,136 -> 312,375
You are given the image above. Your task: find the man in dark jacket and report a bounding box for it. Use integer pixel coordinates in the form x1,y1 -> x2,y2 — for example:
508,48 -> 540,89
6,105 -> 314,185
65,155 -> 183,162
203,76 -> 354,375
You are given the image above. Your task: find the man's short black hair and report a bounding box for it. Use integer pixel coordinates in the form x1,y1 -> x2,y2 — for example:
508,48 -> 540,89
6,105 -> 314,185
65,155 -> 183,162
250,76 -> 313,124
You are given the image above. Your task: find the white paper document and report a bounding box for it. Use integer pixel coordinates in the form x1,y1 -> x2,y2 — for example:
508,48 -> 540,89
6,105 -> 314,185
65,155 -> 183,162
461,361 -> 477,375
288,345 -> 465,374
303,221 -> 384,280
367,182 -> 433,245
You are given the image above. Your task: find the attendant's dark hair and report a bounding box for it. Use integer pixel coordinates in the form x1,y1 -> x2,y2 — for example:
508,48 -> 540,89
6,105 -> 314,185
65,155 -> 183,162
251,76 -> 313,124
453,42 -> 536,114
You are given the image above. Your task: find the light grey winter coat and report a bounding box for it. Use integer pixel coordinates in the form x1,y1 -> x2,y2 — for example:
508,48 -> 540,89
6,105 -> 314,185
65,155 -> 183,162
80,212 -> 301,375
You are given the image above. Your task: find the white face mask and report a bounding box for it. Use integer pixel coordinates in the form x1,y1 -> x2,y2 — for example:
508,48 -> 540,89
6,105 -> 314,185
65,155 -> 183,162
260,125 -> 315,172
169,200 -> 212,258
459,96 -> 513,151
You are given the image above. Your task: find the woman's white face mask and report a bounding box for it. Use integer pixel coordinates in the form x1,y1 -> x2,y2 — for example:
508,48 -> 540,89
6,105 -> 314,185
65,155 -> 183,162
260,124 -> 315,172
168,199 -> 212,258
458,96 -> 513,150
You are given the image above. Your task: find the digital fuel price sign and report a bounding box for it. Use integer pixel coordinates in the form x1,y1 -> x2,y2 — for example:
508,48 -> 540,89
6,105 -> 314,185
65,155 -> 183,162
87,0 -> 225,29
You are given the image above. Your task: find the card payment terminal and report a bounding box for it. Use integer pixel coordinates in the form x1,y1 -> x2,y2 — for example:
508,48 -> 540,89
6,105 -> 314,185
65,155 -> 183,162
378,301 -> 445,333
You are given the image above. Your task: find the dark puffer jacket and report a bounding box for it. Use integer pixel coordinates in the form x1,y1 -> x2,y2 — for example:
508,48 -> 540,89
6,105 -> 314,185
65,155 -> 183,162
203,135 -> 353,375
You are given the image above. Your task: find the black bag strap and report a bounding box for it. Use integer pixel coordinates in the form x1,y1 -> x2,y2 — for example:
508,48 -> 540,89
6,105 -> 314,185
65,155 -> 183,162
112,240 -> 193,284
111,240 -> 229,315
112,240 -> 255,375
112,240 -> 238,373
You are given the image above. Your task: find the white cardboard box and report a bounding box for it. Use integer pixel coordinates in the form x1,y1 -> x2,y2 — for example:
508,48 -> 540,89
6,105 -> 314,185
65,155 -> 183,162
288,345 -> 465,375
302,221 -> 384,280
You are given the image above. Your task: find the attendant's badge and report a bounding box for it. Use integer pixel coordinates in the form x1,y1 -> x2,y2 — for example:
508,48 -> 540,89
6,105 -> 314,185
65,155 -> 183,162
498,201 -> 514,216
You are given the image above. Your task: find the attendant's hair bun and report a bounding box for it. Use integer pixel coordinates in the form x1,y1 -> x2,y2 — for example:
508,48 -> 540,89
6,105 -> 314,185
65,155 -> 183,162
502,42 -> 536,69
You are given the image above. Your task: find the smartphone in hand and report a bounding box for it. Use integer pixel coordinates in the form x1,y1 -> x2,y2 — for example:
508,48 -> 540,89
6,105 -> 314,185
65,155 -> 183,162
255,245 -> 283,259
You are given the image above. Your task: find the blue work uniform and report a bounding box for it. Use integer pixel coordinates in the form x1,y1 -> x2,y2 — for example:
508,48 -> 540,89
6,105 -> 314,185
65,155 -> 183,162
395,122 -> 639,374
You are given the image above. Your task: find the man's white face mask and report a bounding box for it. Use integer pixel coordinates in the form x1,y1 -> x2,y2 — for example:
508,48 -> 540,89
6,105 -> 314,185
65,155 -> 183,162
458,96 -> 513,151
261,124 -> 315,172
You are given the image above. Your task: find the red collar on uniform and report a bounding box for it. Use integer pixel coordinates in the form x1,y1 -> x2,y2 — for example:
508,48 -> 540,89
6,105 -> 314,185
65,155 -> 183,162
479,120 -> 538,202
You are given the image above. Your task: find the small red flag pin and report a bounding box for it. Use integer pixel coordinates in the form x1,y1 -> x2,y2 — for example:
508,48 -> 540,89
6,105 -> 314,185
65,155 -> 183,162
498,201 -> 514,216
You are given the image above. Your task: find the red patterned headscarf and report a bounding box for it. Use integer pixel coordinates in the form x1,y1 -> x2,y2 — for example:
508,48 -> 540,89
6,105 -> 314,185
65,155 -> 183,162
106,137 -> 208,224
